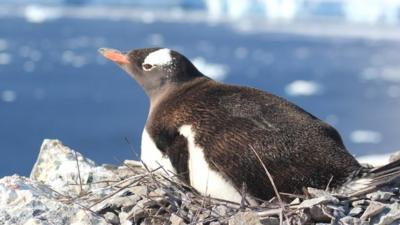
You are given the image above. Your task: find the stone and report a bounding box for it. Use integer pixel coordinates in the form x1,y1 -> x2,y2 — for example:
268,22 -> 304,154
360,201 -> 386,220
92,195 -> 141,212
372,203 -> 400,225
0,175 -> 108,225
170,213 -> 187,225
298,195 -> 339,209
30,139 -> 116,197
129,185 -> 148,197
348,207 -> 364,217
260,217 -> 279,225
228,212 -> 262,225
352,199 -> 369,207
366,191 -> 394,202
340,216 -> 369,225
104,212 -> 119,225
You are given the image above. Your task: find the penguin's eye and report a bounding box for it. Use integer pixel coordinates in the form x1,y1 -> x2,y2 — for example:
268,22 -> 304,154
142,63 -> 154,71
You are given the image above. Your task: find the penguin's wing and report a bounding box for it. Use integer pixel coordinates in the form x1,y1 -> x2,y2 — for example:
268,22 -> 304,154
336,158 -> 400,197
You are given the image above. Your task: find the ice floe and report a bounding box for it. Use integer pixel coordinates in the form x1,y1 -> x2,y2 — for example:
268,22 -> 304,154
285,80 -> 322,97
192,57 -> 229,81
350,130 -> 382,144
1,90 -> 16,103
24,5 -> 62,23
362,66 -> 400,83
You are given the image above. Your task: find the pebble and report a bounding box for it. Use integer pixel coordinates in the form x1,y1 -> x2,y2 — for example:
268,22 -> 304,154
348,207 -> 364,217
366,191 -> 394,202
228,212 -> 262,225
298,195 -> 339,209
170,213 -> 186,225
360,201 -> 386,220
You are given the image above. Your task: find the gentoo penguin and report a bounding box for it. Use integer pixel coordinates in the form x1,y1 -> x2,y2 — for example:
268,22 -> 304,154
99,47 -> 400,203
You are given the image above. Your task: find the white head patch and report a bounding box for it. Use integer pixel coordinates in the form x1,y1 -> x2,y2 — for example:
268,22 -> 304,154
143,48 -> 173,66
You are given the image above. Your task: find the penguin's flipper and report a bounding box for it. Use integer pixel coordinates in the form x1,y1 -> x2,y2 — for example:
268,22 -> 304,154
336,158 -> 400,197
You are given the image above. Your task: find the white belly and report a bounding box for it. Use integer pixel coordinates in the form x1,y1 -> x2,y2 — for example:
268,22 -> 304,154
179,125 -> 243,203
140,129 -> 176,174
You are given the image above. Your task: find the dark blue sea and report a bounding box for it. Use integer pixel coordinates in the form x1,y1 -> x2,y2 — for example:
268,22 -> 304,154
1,9 -> 400,177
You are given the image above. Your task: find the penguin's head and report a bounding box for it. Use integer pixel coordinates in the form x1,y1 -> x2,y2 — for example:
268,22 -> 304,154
99,47 -> 203,99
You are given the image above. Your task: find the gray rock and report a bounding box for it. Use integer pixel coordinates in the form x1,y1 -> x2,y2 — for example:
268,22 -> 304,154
309,205 -> 332,222
372,203 -> 400,225
129,185 -> 148,197
92,195 -> 141,212
229,212 -> 262,225
340,216 -> 369,225
260,217 -> 280,225
348,207 -> 364,217
352,199 -> 369,207
298,195 -> 339,209
104,212 -> 119,225
0,175 -> 108,225
367,191 -> 394,202
170,213 -> 187,225
30,139 -> 117,197
361,201 -> 386,220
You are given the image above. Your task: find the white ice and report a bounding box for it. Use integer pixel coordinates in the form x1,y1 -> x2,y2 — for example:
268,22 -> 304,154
191,57 -> 228,81
350,130 -> 382,144
284,80 -> 322,97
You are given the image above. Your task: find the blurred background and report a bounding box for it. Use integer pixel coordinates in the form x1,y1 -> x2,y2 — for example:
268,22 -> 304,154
1,0 -> 400,177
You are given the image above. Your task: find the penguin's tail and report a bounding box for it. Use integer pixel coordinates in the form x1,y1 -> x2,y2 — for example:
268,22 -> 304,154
335,158 -> 400,197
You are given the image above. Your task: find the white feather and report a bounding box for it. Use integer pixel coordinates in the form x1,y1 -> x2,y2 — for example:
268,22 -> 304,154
143,48 -> 172,66
141,129 -> 176,174
179,125 -> 244,203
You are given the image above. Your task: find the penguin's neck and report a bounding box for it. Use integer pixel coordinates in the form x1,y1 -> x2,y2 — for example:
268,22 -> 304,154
148,76 -> 212,115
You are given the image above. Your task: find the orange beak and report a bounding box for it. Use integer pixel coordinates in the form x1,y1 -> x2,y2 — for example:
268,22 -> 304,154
98,48 -> 129,65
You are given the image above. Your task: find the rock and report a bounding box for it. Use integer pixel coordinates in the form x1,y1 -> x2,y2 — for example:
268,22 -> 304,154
170,213 -> 187,225
30,139 -> 116,196
128,185 -> 148,197
260,217 -> 279,225
366,191 -> 394,202
348,207 -> 364,217
298,195 -> 339,209
360,201 -> 386,220
340,216 -> 369,225
371,203 -> 400,225
309,205 -> 331,222
228,212 -> 262,225
104,212 -> 120,225
352,199 -> 369,207
92,194 -> 141,213
0,175 -> 108,225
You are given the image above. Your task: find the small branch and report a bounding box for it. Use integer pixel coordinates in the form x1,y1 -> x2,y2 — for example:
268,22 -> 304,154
74,151 -> 83,195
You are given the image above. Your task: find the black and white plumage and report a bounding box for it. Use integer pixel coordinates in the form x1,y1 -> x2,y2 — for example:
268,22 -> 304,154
99,47 -> 400,202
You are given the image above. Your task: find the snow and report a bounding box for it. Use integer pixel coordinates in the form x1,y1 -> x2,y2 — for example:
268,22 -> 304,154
143,48 -> 172,66
191,57 -> 229,81
1,90 -> 16,103
350,130 -> 382,144
0,39 -> 8,51
357,152 -> 393,167
0,53 -> 11,65
284,80 -> 322,97
362,66 -> 400,83
24,5 -> 62,23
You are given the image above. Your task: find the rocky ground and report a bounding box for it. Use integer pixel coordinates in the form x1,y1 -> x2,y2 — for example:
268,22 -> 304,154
0,139 -> 399,225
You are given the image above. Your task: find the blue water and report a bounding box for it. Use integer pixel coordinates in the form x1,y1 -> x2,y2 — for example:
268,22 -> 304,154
1,16 -> 400,177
